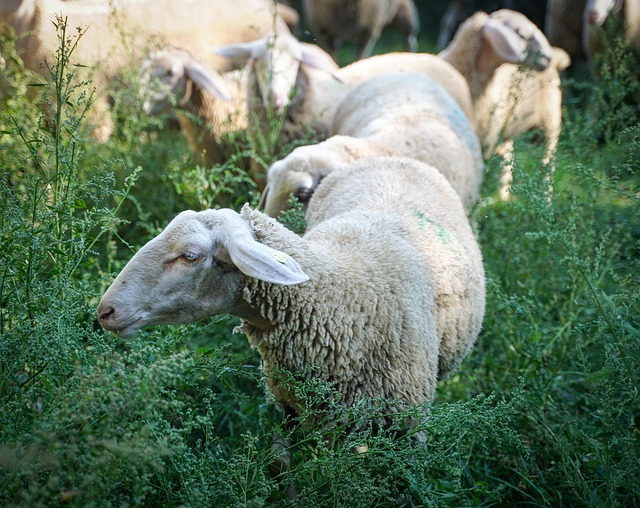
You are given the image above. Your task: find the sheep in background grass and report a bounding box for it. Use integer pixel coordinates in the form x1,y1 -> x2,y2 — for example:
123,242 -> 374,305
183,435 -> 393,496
139,49 -> 248,170
261,72 -> 483,218
583,0 -> 640,62
214,32 -> 476,169
0,0 -> 295,141
302,0 -> 420,60
439,8 -> 571,200
213,30 -> 345,187
97,156 -> 485,430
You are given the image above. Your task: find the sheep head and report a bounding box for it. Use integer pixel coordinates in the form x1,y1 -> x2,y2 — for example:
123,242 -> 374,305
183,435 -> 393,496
97,208 -> 308,337
261,136 -> 373,218
483,9 -> 553,72
584,0 -> 623,26
213,30 -> 339,114
139,49 -> 232,116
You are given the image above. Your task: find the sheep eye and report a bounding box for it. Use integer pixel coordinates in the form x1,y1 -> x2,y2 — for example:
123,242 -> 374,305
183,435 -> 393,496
181,251 -> 200,262
294,186 -> 313,203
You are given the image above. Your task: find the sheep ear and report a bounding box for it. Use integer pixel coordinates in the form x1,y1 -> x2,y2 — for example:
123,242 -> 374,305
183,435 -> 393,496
482,18 -> 527,63
184,60 -> 232,101
213,40 -> 264,63
223,233 -> 309,285
300,45 -> 342,80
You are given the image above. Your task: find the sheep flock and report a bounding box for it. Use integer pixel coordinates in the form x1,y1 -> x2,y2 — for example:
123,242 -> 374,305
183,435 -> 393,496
3,0 -> 635,467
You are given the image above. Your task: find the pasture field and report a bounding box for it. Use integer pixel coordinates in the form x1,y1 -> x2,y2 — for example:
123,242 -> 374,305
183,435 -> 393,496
0,11 -> 639,507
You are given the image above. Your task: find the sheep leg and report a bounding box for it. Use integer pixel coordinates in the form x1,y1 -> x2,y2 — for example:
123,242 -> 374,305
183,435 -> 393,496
497,139 -> 515,201
542,137 -> 558,199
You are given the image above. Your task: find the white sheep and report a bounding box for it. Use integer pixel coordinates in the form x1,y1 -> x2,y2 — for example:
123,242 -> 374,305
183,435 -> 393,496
302,0 -> 420,60
0,0 -> 295,141
214,33 -> 476,162
213,29 -> 345,186
261,72 -> 484,218
439,9 -> 571,199
139,49 -> 247,169
97,155 -> 485,427
582,0 -> 640,62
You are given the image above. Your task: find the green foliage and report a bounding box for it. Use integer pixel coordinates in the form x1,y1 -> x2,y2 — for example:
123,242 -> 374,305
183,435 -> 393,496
0,10 -> 639,508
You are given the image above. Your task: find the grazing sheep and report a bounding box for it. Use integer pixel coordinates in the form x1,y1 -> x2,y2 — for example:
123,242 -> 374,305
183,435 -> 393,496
261,72 -> 484,218
98,156 -> 485,428
213,30 -> 345,186
140,49 -> 247,169
439,9 -> 571,199
214,35 -> 475,159
302,0 -> 420,60
582,0 -> 640,62
545,0 -> 588,64
0,0 -> 294,141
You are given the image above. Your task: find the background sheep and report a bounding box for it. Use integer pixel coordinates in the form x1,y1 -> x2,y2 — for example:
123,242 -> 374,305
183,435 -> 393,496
439,8 -> 571,199
302,0 -> 420,60
213,29 -> 345,186
97,155 -> 485,428
140,49 -> 248,171
582,0 -> 640,63
0,0 -> 294,141
214,35 -> 476,179
262,72 -> 484,218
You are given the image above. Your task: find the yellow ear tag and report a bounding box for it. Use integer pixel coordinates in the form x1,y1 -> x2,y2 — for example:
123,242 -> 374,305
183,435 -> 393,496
271,251 -> 289,264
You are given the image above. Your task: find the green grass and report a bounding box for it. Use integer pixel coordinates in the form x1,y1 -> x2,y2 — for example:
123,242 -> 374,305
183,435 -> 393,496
0,11 -> 638,508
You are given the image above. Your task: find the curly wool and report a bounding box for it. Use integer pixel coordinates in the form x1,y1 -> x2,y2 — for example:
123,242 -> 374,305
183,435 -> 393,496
237,206 -> 439,420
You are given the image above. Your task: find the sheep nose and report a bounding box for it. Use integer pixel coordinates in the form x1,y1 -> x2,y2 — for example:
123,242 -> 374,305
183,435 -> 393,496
272,94 -> 285,112
588,9 -> 601,25
97,303 -> 116,326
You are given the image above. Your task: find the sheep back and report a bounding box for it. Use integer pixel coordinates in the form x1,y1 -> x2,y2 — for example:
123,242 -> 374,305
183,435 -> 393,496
332,72 -> 484,208
337,51 -> 474,120
238,203 -> 440,423
304,156 -> 486,380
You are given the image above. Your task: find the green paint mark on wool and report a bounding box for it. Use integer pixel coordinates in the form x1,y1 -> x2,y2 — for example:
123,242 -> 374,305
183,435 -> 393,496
414,209 -> 452,244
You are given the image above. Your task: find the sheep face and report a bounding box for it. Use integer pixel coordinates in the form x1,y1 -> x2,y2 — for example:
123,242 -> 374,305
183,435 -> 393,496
254,32 -> 303,113
486,9 -> 554,71
97,209 -> 308,337
262,147 -> 328,217
214,31 -> 339,116
585,0 -> 623,26
140,50 -> 232,116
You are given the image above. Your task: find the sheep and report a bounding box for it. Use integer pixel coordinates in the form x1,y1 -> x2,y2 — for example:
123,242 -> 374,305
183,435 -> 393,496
439,9 -> 571,199
261,72 -> 484,218
214,32 -> 475,158
302,0 -> 420,60
213,29 -> 345,186
0,0 -> 295,141
97,155 -> 486,430
139,49 -> 248,170
582,0 -> 640,62
545,0 -> 588,64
